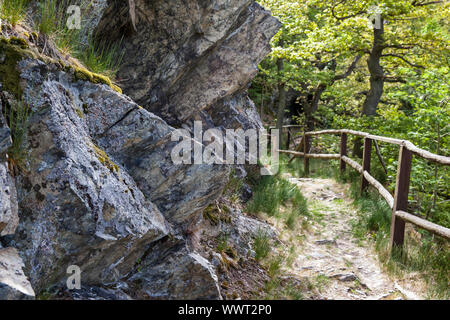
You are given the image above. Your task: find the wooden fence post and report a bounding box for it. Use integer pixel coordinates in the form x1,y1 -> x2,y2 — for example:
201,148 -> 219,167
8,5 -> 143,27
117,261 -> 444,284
268,127 -> 272,151
286,128 -> 291,150
360,137 -> 372,194
390,145 -> 412,250
303,133 -> 309,176
340,133 -> 347,174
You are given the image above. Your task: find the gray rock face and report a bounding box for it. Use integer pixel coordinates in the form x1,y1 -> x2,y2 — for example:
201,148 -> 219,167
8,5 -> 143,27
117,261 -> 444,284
0,0 -> 279,300
0,113 -> 11,159
2,58 -> 228,295
9,59 -> 169,290
0,114 -> 18,237
0,247 -> 35,300
127,238 -> 222,300
96,0 -> 280,130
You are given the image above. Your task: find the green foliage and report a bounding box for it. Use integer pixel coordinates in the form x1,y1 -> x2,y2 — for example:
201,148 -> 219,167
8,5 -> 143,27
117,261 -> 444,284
74,35 -> 124,79
246,167 -> 308,221
217,232 -> 230,253
37,0 -> 61,35
2,100 -> 31,174
253,229 -> 272,261
0,0 -> 28,26
32,0 -> 124,79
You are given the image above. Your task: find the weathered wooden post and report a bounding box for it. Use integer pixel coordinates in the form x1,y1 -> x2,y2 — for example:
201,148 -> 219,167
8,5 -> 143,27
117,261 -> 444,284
340,133 -> 347,174
286,128 -> 291,150
390,145 -> 412,250
303,132 -> 310,176
268,127 -> 272,148
360,137 -> 372,194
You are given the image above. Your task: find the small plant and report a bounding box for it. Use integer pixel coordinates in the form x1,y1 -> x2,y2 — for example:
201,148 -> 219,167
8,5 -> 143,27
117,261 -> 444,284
75,35 -> 124,79
222,168 -> 243,204
0,0 -> 27,26
2,100 -> 31,175
267,255 -> 283,278
253,229 -> 271,261
314,274 -> 330,292
217,232 -> 230,253
38,0 -> 61,35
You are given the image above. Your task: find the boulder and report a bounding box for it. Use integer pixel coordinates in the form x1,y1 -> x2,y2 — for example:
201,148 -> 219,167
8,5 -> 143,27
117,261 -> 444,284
126,237 -> 222,300
0,113 -> 18,237
95,0 -> 280,130
0,247 -> 35,300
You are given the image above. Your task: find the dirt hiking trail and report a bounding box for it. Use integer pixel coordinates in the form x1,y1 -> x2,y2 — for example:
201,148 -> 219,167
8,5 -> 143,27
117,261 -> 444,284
278,176 -> 426,300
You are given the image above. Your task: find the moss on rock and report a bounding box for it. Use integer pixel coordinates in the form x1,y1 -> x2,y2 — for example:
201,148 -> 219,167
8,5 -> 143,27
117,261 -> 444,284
70,65 -> 122,94
91,143 -> 119,174
0,36 -> 122,97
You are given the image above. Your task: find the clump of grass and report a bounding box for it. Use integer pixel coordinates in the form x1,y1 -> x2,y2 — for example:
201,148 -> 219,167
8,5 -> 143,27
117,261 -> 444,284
0,0 -> 28,26
253,229 -> 271,261
2,99 -> 31,174
217,232 -> 230,253
33,0 -> 124,80
75,35 -> 124,79
37,0 -> 62,35
314,274 -> 330,292
246,173 -> 308,219
267,255 -> 283,278
246,158 -> 309,230
222,167 -> 243,204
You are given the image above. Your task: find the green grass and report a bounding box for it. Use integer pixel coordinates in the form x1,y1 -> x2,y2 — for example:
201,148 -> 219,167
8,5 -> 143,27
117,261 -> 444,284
253,229 -> 271,262
0,0 -> 28,26
340,170 -> 450,299
74,35 -> 124,79
2,99 -> 31,174
33,0 -> 124,79
246,161 -> 309,228
37,0 -> 62,35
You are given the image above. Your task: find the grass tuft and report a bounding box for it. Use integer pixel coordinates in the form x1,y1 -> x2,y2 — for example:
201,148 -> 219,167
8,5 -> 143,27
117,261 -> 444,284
0,0 -> 28,26
253,229 -> 271,262
2,99 -> 31,175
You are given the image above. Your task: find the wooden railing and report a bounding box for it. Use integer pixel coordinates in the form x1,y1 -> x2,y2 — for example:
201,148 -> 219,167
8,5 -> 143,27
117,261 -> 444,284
270,126 -> 450,251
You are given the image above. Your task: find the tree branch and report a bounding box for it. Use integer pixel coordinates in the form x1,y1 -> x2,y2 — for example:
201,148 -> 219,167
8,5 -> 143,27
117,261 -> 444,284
383,76 -> 406,83
381,53 -> 425,69
330,0 -> 366,21
334,54 -> 362,81
412,1 -> 443,7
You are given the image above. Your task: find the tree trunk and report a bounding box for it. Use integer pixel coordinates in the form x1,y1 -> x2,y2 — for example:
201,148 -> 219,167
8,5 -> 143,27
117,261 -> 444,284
276,57 -> 286,149
362,17 -> 385,116
354,18 -> 384,158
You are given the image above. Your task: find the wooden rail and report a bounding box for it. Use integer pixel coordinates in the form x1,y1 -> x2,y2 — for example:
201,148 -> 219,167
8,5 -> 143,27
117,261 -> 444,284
273,127 -> 450,252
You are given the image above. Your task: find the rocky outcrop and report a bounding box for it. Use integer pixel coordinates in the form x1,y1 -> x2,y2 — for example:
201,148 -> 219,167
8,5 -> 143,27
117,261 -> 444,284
0,0 -> 280,300
1,57 -> 230,293
126,237 -> 222,299
0,113 -> 18,237
95,0 -> 280,130
0,247 -> 35,299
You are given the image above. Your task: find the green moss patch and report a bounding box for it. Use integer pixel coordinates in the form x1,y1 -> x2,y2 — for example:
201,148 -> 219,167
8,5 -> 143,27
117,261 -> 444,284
70,65 -> 122,94
91,143 -> 119,174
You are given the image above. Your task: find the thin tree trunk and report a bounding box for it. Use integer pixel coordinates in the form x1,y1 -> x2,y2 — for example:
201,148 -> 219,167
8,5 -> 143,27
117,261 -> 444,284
354,18 -> 385,158
276,56 -> 286,149
362,17 -> 385,116
428,122 -> 440,219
